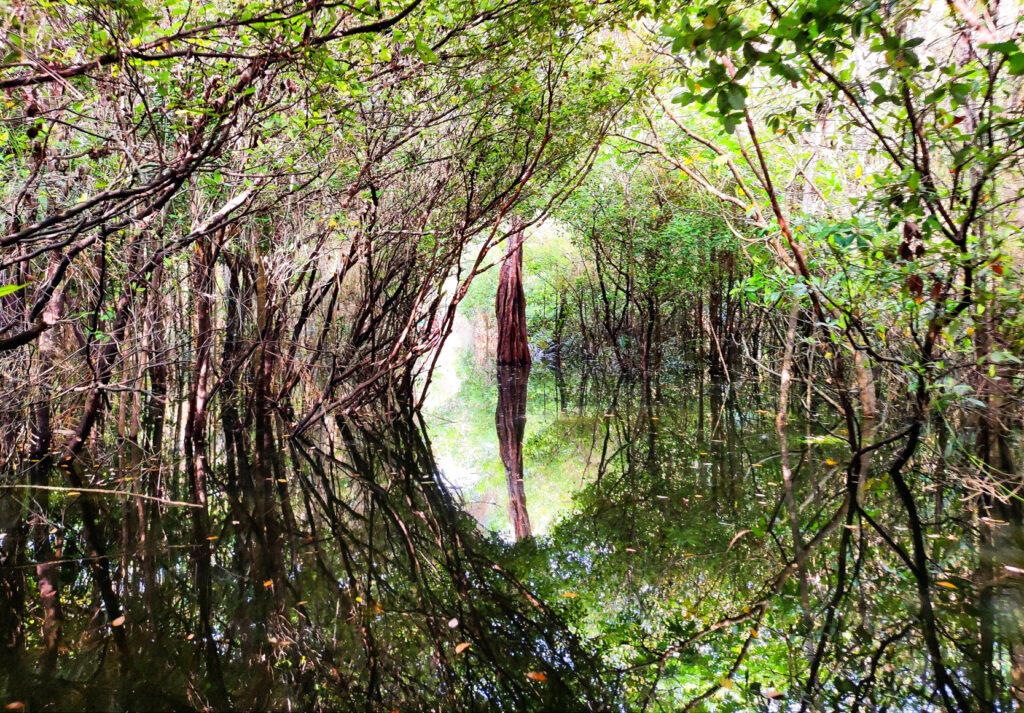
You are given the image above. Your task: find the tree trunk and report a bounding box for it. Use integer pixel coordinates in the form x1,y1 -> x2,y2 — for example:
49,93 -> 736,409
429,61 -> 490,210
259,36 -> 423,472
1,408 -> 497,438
496,219 -> 531,366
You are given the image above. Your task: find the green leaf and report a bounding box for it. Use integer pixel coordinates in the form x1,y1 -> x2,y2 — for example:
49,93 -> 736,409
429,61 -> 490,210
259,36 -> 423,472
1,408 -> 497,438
981,41 -> 1019,55
726,83 -> 746,110
0,284 -> 27,298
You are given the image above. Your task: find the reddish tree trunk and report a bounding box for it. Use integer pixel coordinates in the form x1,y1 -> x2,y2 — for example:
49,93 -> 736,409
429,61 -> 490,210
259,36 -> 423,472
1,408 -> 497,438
496,219 -> 531,365
496,364 -> 531,540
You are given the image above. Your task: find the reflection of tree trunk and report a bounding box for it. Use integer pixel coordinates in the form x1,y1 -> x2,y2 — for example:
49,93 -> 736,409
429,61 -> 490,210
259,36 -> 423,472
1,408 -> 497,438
496,364 -> 531,540
496,219 -> 531,366
776,303 -> 813,652
30,255 -> 64,674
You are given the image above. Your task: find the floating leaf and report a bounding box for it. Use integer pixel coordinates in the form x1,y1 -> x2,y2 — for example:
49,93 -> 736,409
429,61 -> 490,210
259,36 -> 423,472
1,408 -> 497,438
526,671 -> 547,682
455,642 -> 471,654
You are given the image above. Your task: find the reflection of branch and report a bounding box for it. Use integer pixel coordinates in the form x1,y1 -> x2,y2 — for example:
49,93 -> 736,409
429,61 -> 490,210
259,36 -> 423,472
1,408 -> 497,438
1,483 -> 202,508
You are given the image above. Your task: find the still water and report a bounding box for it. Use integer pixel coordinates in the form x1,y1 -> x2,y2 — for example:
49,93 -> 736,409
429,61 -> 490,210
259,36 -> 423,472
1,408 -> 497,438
2,355 -> 1022,711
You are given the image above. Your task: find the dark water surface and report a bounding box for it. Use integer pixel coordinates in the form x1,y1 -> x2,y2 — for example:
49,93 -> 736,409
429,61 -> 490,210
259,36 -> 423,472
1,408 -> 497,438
2,359 -> 1023,711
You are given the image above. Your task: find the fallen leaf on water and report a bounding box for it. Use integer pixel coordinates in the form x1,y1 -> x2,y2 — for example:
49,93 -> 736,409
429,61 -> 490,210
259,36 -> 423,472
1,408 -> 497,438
562,592 -> 578,598
526,672 -> 547,682
111,616 -> 125,627
455,642 -> 471,654
935,581 -> 958,589
447,617 -> 459,628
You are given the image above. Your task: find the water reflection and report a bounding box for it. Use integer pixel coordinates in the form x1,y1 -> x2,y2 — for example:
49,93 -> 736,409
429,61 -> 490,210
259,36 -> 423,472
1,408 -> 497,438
2,364 -> 1023,710
496,365 -> 532,541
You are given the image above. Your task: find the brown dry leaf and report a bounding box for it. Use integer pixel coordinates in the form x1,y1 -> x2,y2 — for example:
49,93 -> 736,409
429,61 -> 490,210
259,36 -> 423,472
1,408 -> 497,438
525,671 -> 547,682
455,642 -> 471,655
111,616 -> 126,627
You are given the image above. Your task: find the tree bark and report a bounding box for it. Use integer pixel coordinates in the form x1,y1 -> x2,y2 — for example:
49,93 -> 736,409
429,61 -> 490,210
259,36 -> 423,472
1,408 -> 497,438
495,219 -> 531,366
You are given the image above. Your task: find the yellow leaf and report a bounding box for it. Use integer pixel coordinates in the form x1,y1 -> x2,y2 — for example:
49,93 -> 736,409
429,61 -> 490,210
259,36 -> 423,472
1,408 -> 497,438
111,616 -> 125,627
825,459 -> 838,466
455,642 -> 471,655
935,581 -> 958,589
67,491 -> 81,497
750,629 -> 759,638
720,676 -> 733,689
526,671 -> 547,682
